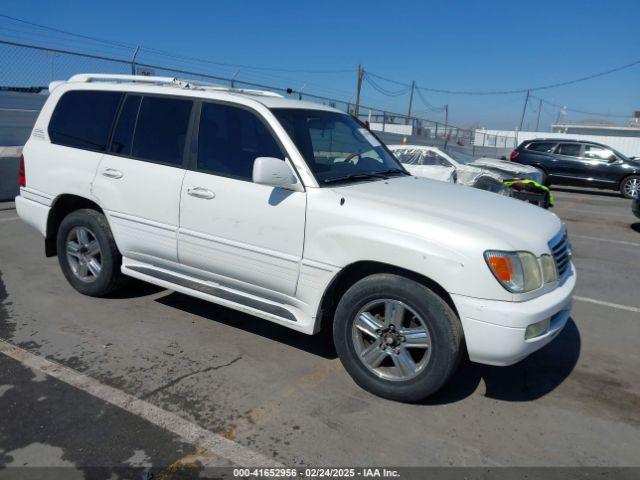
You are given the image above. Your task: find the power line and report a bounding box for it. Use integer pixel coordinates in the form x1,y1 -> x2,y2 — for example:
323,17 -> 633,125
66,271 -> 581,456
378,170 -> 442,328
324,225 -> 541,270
0,26 -> 133,57
143,46 -> 355,75
363,71 -> 448,112
362,72 -> 411,97
530,94 -> 631,119
365,60 -> 640,95
0,17 -> 358,100
0,14 -> 355,75
415,87 -> 447,112
0,13 -> 132,49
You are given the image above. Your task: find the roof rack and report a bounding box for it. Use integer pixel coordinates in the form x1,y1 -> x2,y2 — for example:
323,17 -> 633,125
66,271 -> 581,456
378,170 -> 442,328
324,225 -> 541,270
66,73 -> 283,98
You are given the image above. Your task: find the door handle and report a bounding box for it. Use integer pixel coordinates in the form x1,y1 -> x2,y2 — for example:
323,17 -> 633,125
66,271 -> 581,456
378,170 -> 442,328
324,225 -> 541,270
187,187 -> 215,200
102,168 -> 123,179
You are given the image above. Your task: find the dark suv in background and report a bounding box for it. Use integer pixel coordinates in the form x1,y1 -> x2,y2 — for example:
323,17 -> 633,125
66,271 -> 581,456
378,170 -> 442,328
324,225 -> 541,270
511,139 -> 640,198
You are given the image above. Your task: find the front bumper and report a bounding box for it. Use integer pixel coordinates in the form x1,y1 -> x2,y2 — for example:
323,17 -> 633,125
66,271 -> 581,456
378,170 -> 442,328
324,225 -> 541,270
451,264 -> 576,366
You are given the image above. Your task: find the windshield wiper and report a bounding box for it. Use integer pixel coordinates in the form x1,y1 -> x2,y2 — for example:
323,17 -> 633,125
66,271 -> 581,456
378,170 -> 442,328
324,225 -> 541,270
374,168 -> 410,176
323,172 -> 389,184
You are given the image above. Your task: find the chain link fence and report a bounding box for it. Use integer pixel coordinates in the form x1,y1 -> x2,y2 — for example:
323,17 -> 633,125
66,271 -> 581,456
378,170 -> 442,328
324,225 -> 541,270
0,39 -> 518,158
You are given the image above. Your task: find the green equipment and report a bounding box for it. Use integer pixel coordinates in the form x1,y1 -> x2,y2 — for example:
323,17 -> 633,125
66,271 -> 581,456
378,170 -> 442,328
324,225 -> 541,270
503,179 -> 554,209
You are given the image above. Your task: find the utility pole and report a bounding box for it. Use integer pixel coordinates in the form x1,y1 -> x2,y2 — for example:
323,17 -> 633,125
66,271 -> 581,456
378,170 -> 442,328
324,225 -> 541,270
407,80 -> 416,118
535,98 -> 542,131
443,104 -> 450,149
444,104 -> 449,130
230,68 -> 240,89
354,64 -> 363,118
131,45 -> 140,75
519,89 -> 530,131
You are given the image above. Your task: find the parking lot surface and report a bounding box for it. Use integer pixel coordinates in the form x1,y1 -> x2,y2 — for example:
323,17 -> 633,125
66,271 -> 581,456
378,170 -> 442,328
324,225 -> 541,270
0,186 -> 639,469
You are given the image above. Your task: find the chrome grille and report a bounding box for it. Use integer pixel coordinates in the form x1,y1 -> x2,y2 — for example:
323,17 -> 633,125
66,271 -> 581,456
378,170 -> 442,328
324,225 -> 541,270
549,229 -> 572,278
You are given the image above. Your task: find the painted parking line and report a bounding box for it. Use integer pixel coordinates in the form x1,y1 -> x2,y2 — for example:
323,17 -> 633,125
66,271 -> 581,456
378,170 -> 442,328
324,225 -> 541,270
574,296 -> 640,313
0,339 -> 282,468
559,208 -> 632,218
0,216 -> 19,223
572,234 -> 640,248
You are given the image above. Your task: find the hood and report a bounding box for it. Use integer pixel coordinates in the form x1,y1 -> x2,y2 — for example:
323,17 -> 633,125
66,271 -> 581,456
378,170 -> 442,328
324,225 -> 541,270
333,176 -> 562,255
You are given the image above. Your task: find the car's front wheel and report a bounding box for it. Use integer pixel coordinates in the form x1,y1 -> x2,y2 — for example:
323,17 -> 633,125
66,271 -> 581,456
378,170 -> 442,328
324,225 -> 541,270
537,167 -> 550,187
333,273 -> 463,402
56,209 -> 125,297
620,175 -> 640,199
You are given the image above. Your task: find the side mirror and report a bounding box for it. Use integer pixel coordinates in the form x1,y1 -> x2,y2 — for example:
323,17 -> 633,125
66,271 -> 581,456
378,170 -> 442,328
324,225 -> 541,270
252,157 -> 300,191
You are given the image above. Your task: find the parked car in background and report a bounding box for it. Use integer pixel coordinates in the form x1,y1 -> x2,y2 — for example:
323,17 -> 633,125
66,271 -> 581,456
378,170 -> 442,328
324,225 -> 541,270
390,144 -> 545,195
16,74 -> 575,402
511,139 -> 640,199
386,146 -> 456,183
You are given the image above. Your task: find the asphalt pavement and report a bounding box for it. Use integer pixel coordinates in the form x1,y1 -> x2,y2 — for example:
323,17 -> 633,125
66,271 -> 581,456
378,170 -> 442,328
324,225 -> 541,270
0,186 -> 638,471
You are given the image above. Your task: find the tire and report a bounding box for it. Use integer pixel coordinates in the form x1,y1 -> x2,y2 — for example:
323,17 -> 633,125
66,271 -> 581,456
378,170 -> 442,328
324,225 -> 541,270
533,166 -> 550,187
56,208 -> 126,297
620,175 -> 640,199
540,192 -> 551,209
333,273 -> 463,402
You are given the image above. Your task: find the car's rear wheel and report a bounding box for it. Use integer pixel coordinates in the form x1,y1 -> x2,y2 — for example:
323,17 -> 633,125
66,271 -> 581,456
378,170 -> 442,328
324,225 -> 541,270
56,209 -> 125,297
620,175 -> 640,199
333,273 -> 463,402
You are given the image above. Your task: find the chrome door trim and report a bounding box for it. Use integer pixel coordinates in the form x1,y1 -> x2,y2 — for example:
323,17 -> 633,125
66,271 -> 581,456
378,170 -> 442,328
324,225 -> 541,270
127,265 -> 297,322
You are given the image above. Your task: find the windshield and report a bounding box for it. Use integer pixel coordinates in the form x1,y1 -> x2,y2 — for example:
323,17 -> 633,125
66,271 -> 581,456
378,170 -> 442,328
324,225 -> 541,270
445,149 -> 476,165
271,108 -> 406,184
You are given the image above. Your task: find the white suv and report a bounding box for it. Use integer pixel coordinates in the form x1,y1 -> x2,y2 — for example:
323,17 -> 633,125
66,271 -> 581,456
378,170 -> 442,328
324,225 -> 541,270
16,74 -> 575,402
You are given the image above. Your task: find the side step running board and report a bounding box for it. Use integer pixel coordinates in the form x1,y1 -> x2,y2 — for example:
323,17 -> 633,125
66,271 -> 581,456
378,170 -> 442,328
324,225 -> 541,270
126,265 -> 297,322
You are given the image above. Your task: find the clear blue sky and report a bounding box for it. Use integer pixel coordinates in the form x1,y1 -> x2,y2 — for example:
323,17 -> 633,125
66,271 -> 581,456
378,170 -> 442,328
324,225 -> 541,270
1,0 -> 639,130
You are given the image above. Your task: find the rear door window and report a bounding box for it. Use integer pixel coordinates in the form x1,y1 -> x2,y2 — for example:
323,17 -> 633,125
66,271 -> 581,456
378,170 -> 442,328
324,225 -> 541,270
197,102 -> 284,181
555,143 -> 582,157
528,142 -> 556,152
48,90 -> 122,152
416,151 -> 452,166
131,96 -> 193,166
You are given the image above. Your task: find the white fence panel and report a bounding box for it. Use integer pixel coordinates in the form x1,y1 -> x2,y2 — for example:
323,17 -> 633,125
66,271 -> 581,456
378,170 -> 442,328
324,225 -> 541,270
474,129 -> 640,157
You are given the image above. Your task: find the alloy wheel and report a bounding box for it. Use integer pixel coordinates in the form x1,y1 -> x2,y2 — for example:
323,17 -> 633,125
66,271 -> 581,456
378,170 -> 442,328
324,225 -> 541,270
623,177 -> 639,198
352,299 -> 432,381
65,226 -> 102,283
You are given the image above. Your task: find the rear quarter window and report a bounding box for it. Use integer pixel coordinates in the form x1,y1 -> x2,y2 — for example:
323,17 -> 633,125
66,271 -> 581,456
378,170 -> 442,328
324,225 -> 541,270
48,90 -> 122,152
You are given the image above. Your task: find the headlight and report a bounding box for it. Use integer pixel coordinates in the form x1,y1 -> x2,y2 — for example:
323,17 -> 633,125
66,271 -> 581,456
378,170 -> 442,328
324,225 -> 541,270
484,251 -> 543,293
540,254 -> 558,283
